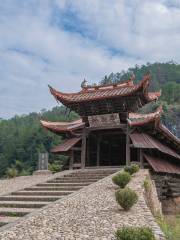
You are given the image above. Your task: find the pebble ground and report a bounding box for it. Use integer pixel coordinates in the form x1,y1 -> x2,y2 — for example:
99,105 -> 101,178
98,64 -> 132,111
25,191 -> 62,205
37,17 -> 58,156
0,170 -> 165,240
0,170 -> 74,196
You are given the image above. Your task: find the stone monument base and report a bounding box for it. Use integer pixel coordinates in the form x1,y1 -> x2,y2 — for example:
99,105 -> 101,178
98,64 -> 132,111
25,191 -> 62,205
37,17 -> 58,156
33,170 -> 52,176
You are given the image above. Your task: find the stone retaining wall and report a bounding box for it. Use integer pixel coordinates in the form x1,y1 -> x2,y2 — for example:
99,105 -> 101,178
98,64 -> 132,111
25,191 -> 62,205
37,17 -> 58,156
0,169 -> 165,240
143,172 -> 162,216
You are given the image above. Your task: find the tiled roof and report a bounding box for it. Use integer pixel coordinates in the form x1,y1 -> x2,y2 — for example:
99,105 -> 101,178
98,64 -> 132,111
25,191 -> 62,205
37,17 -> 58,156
128,105 -> 163,127
128,106 -> 180,148
40,119 -> 84,133
144,154 -> 180,174
49,75 -> 161,104
130,132 -> 180,159
51,138 -> 81,153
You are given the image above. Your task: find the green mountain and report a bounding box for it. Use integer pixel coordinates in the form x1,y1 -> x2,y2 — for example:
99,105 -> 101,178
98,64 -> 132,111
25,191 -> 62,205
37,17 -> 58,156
101,62 -> 180,137
0,107 -> 78,178
0,62 -> 179,178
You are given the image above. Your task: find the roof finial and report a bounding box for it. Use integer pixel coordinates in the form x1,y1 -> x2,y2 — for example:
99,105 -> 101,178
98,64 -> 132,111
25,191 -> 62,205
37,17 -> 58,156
130,72 -> 135,81
81,78 -> 88,88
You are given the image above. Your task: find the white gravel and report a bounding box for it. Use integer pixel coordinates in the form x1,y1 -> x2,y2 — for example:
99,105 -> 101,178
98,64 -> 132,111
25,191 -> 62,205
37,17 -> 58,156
0,170 -> 75,196
0,169 -> 165,240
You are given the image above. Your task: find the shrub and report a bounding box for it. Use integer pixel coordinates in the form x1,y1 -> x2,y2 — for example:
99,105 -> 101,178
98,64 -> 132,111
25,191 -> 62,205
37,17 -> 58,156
124,164 -> 139,175
115,226 -> 155,240
49,162 -> 62,173
6,167 -> 18,178
18,169 -> 31,176
115,187 -> 138,210
112,172 -> 131,188
143,177 -> 151,191
14,160 -> 23,173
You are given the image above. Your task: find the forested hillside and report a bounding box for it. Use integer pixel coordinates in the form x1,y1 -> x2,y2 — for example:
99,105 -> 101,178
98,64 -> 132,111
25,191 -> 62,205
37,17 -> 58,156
0,62 -> 179,178
101,62 -> 180,137
0,107 -> 78,178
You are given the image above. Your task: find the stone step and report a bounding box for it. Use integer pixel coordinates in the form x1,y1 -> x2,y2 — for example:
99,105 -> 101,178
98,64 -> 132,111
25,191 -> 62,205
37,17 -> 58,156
36,183 -> 86,188
63,175 -> 107,179
76,170 -> 119,174
0,196 -> 61,202
44,180 -> 92,187
59,176 -> 102,181
67,172 -> 114,176
24,187 -> 83,191
12,191 -> 74,196
0,216 -> 20,225
0,201 -> 50,208
0,207 -> 35,217
73,169 -> 118,172
48,179 -> 97,183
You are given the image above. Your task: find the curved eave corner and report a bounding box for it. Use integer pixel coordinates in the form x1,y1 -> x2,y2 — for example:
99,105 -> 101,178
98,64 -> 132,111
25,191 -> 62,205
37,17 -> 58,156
128,105 -> 163,127
128,106 -> 180,150
48,85 -> 67,104
139,75 -> 161,102
40,120 -> 68,134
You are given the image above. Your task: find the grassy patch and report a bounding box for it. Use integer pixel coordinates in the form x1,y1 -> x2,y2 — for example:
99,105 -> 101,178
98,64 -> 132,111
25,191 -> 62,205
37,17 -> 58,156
156,215 -> 180,240
115,226 -> 155,240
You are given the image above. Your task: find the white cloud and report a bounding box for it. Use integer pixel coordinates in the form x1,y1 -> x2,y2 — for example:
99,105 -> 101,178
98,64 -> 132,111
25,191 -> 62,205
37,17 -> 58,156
0,0 -> 180,118
58,0 -> 180,61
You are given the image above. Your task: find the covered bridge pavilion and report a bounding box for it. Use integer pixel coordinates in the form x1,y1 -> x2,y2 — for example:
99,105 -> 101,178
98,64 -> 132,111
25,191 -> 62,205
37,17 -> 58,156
41,75 -> 180,175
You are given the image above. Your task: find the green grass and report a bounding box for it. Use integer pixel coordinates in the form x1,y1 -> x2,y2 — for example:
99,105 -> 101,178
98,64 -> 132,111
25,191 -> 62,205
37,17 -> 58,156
156,215 -> 180,240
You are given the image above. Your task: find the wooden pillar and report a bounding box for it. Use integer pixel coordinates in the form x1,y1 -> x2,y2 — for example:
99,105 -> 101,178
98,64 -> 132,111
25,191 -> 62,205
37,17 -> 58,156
97,135 -> 100,166
139,148 -> 144,168
81,128 -> 86,169
86,137 -> 90,167
126,125 -> 130,166
108,138 -> 111,166
69,150 -> 74,170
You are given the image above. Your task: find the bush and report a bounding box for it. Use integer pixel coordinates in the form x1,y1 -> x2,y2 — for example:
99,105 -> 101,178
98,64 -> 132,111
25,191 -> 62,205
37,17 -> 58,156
115,226 -> 155,240
115,187 -> 138,210
6,167 -> 18,178
143,177 -> 151,191
18,169 -> 31,176
112,172 -> 131,188
14,160 -> 23,173
124,164 -> 139,175
49,161 -> 62,173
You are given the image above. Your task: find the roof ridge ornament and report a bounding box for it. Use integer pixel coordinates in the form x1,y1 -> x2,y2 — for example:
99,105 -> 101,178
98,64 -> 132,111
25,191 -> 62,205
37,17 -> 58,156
81,78 -> 88,88
130,73 -> 135,81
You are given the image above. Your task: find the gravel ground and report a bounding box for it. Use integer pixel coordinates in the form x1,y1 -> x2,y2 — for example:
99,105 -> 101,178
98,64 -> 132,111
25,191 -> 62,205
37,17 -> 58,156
0,169 -> 165,240
0,170 -> 75,196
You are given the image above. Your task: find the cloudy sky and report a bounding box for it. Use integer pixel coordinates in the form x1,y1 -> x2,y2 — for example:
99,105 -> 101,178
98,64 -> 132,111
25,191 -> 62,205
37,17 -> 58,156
0,0 -> 180,118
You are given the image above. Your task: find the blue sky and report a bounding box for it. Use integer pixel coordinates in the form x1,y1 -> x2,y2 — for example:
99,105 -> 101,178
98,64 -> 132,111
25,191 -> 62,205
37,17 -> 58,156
0,0 -> 180,118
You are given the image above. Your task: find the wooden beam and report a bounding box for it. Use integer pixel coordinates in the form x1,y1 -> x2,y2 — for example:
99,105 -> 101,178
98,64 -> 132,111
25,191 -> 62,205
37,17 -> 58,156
126,125 -> 130,166
87,124 -> 126,132
71,147 -> 82,151
81,128 -> 87,169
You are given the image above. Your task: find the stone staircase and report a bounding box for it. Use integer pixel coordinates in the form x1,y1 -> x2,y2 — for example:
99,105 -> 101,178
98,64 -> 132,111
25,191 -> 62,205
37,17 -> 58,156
0,168 -> 119,227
